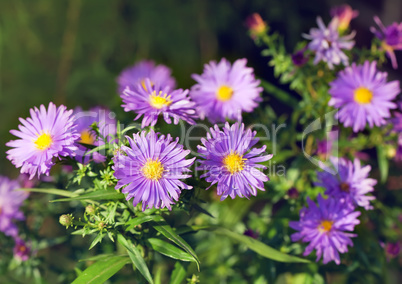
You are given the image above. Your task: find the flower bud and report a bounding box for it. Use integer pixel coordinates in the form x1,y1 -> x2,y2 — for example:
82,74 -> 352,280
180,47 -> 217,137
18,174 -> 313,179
59,214 -> 74,228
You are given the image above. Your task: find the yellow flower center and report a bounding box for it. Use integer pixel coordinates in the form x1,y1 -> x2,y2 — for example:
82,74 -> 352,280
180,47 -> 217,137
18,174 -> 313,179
354,87 -> 373,104
149,91 -> 172,109
223,152 -> 246,174
318,220 -> 333,233
80,130 -> 95,145
216,85 -> 234,102
34,133 -> 53,151
141,159 -> 164,181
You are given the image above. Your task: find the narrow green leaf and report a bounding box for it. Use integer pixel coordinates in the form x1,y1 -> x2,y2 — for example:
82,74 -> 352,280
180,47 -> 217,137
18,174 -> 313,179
85,144 -> 109,156
124,215 -> 200,269
377,146 -> 389,183
71,255 -> 129,284
117,234 -> 154,284
215,228 -> 309,263
259,79 -> 299,108
147,238 -> 196,262
125,215 -> 158,231
169,262 -> 186,284
89,233 -> 104,250
51,188 -> 124,202
151,217 -> 200,270
18,188 -> 79,197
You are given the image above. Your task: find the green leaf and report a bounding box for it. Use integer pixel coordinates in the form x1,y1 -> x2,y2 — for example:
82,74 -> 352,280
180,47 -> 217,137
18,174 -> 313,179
147,238 -> 196,262
51,188 -> 124,202
85,143 -> 109,156
124,215 -> 200,269
125,215 -> 159,231
71,255 -> 129,284
18,188 -> 79,197
215,228 -> 309,263
89,233 -> 104,250
151,216 -> 200,270
377,145 -> 389,183
117,234 -> 154,284
169,262 -> 186,284
259,78 -> 299,108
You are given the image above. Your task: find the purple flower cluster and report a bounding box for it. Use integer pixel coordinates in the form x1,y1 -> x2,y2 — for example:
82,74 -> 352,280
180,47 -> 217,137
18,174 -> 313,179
291,155 -> 377,264
0,176 -> 32,261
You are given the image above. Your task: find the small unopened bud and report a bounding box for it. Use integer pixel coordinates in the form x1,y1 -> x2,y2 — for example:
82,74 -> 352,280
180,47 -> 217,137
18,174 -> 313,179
98,221 -> 106,230
245,13 -> 267,39
85,205 -> 96,215
59,214 -> 74,228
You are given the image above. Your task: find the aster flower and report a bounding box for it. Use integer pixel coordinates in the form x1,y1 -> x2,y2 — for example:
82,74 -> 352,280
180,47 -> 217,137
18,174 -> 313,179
371,16 -> 402,69
329,61 -> 399,132
6,103 -> 79,179
121,79 -> 197,128
73,106 -> 116,163
13,237 -> 31,261
330,5 -> 359,32
113,130 -> 195,211
197,122 -> 272,200
190,58 -> 262,123
303,17 -> 355,69
117,60 -> 176,94
289,195 -> 360,265
316,157 -> 376,210
0,176 -> 29,237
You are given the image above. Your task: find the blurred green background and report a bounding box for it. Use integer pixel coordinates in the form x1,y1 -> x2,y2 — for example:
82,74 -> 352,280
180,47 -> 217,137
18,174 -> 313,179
1,0 -> 401,176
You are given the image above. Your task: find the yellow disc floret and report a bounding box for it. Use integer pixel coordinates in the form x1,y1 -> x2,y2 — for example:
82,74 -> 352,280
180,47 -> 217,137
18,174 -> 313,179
80,130 -> 95,145
223,152 -> 246,174
318,220 -> 333,233
34,133 -> 53,151
141,159 -> 164,181
149,91 -> 172,109
354,87 -> 373,104
216,85 -> 234,102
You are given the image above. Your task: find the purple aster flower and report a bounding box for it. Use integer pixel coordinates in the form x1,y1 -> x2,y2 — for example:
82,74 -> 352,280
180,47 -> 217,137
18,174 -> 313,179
330,5 -> 359,32
13,237 -> 31,261
190,58 -> 262,123
316,157 -> 376,210
289,195 -> 360,265
73,106 -> 117,163
197,122 -> 273,200
113,130 -> 195,211
371,16 -> 402,69
0,176 -> 29,237
121,79 -> 197,128
303,17 -> 355,69
6,103 -> 80,179
117,60 -> 176,94
328,61 -> 400,132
